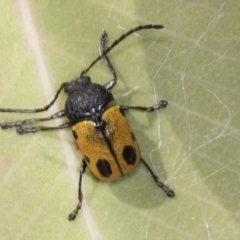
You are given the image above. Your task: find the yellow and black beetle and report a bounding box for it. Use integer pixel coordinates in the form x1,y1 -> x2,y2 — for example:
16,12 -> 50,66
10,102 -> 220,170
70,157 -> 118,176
0,24 -> 175,221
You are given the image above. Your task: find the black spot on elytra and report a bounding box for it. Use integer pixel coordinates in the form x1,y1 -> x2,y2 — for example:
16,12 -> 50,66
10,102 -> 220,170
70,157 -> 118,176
122,146 -> 136,165
97,159 -> 112,178
84,155 -> 90,163
72,130 -> 78,139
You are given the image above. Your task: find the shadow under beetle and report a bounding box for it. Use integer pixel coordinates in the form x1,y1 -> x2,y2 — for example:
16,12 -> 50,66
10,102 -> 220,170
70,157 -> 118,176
0,24 -> 175,221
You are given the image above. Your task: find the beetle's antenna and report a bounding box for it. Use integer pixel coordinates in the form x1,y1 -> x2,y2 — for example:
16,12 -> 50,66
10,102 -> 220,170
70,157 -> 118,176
0,82 -> 68,114
80,24 -> 164,76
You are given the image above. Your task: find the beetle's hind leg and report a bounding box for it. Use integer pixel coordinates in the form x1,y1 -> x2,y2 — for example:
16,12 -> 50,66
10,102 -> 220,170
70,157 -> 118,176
1,110 -> 66,129
99,30 -> 117,90
141,158 -> 175,197
68,159 -> 87,221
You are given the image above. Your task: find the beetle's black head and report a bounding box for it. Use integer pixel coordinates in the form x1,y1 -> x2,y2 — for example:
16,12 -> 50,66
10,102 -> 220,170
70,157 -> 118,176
64,75 -> 114,123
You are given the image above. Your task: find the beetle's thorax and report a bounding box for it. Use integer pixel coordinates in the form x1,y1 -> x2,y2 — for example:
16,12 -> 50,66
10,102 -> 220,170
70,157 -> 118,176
64,76 -> 114,123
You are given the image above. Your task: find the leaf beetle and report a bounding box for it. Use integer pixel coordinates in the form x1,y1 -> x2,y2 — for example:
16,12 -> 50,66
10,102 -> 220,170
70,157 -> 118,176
0,24 -> 175,221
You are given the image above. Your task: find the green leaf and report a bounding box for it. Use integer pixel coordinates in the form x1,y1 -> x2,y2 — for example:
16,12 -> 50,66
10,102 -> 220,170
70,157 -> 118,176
1,0 -> 240,239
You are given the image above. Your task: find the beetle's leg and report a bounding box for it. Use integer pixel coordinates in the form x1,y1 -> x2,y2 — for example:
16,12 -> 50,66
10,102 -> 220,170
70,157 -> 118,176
68,159 -> 87,221
0,82 -> 67,114
120,100 -> 168,112
141,158 -> 175,197
99,30 -> 117,90
1,110 -> 65,129
17,121 -> 71,134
